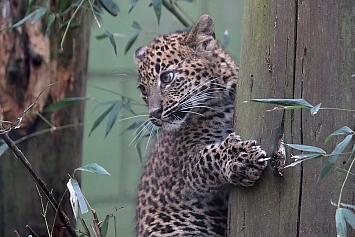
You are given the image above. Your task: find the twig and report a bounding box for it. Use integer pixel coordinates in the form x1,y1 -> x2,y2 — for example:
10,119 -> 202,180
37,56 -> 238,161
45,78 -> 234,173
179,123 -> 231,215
0,130 -> 78,237
162,0 -> 191,27
26,225 -> 40,237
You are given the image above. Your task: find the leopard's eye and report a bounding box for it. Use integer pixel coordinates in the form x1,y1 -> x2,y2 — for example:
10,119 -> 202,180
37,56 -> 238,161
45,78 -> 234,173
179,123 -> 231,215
160,71 -> 175,84
138,85 -> 147,96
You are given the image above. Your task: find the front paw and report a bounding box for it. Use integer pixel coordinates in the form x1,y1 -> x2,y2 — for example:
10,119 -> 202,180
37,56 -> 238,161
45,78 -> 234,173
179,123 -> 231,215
225,133 -> 268,186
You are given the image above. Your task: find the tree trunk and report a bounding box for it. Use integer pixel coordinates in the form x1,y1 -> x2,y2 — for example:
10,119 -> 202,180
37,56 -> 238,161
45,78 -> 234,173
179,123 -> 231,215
0,1 -> 91,236
228,0 -> 355,236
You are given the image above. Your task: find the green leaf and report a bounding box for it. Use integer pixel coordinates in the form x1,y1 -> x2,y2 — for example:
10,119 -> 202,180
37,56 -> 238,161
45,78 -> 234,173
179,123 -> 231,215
31,7 -> 47,24
131,21 -> 141,30
319,135 -> 353,181
93,100 -> 119,111
105,102 -> 122,137
6,11 -> 37,29
100,215 -> 110,237
128,0 -> 139,13
68,178 -> 88,215
98,0 -> 120,16
340,203 -> 355,212
248,98 -> 313,108
336,168 -> 355,176
152,0 -> 162,24
325,126 -> 354,143
310,103 -> 321,115
0,143 -> 9,157
75,163 -> 110,175
60,0 -> 69,12
43,96 -> 91,112
104,30 -> 117,55
136,138 -> 143,162
286,144 -> 326,154
222,29 -> 230,48
89,103 -> 115,136
123,100 -> 136,115
336,208 -> 347,237
342,208 -> 355,229
27,0 -> 37,13
124,32 -> 139,54
121,120 -> 145,135
95,33 -> 108,40
46,14 -> 55,32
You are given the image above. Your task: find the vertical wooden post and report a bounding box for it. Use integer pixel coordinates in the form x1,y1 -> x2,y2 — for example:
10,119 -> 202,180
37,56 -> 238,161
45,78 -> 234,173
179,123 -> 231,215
228,0 -> 355,236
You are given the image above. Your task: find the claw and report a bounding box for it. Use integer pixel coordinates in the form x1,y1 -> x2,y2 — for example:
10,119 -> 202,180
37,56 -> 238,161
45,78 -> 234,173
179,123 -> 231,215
258,157 -> 271,162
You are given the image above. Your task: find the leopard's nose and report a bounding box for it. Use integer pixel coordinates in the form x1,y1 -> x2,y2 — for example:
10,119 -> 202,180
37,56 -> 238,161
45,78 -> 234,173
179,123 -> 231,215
149,107 -> 163,119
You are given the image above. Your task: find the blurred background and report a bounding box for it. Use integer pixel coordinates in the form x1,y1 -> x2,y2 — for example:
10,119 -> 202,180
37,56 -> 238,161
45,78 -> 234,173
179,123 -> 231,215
82,1 -> 244,236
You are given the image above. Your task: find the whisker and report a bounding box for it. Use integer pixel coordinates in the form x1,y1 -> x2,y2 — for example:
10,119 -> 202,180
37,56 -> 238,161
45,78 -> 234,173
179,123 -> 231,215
144,122 -> 155,156
129,119 -> 151,146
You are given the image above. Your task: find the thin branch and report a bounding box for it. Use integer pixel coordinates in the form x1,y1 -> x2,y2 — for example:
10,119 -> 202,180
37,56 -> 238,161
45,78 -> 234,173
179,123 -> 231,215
162,0 -> 192,27
0,129 -> 78,237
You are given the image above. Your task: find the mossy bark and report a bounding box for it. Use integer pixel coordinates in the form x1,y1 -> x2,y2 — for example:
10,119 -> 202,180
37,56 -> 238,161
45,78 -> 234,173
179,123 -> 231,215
228,0 -> 355,236
0,1 -> 91,236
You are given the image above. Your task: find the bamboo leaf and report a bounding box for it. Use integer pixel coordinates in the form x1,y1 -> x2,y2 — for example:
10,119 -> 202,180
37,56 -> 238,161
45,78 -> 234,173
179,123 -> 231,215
27,0 -> 37,13
310,103 -> 322,115
325,126 -> 354,143
222,29 -> 230,48
319,135 -> 353,181
121,121 -> 145,135
286,144 -> 326,154
93,100 -> 120,111
336,168 -> 355,176
131,21 -> 141,30
152,0 -> 162,24
336,208 -> 347,237
67,178 -> 88,216
136,138 -> 143,162
46,14 -> 55,32
43,96 -> 91,112
124,32 -> 139,54
0,143 -> 9,157
104,30 -> 117,55
100,215 -> 110,237
31,7 -> 47,24
6,11 -> 37,29
248,98 -> 313,108
98,0 -> 120,16
89,104 -> 115,136
105,102 -> 122,137
342,208 -> 355,230
340,203 -> 355,212
123,100 -> 136,115
128,0 -> 139,13
95,33 -> 108,40
75,163 -> 110,175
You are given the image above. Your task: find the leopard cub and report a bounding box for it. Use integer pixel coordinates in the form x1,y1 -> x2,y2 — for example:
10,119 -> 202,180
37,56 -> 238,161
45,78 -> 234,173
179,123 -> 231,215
134,14 -> 268,237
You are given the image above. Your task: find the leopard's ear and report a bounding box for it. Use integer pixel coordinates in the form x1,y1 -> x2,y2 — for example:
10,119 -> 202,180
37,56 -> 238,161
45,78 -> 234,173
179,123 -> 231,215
134,46 -> 148,63
184,15 -> 216,52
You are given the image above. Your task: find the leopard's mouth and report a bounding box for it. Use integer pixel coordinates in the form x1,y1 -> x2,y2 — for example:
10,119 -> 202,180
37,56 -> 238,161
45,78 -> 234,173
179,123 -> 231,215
150,109 -> 188,129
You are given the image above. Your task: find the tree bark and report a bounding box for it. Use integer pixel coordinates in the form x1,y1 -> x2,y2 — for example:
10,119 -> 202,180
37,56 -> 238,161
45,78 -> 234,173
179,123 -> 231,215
0,1 -> 91,236
228,0 -> 355,236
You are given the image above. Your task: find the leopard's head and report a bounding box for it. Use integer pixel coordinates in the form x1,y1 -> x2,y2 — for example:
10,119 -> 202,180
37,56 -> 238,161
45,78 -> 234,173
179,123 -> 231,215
134,15 -> 238,130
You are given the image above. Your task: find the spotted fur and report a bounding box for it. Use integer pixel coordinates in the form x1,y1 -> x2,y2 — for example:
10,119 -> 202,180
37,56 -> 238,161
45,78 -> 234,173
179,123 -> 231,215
134,15 -> 267,237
